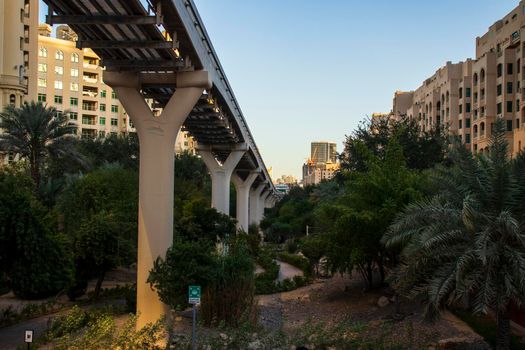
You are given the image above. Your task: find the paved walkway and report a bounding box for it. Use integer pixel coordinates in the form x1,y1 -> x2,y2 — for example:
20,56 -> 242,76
0,313 -> 54,350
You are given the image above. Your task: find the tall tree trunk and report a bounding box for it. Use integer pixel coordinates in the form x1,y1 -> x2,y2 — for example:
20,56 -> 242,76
496,309 -> 510,350
30,151 -> 40,192
366,261 -> 373,289
93,270 -> 106,299
378,255 -> 386,285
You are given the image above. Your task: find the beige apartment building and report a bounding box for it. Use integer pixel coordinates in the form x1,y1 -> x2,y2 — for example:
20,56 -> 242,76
394,1 -> 525,155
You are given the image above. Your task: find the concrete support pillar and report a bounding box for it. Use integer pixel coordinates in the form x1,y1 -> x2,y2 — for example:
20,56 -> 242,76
104,70 -> 211,329
199,146 -> 246,215
232,172 -> 259,232
249,183 -> 266,225
258,190 -> 271,222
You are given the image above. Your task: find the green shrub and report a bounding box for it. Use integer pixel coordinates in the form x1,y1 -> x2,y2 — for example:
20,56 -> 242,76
149,237 -> 257,326
286,239 -> 298,254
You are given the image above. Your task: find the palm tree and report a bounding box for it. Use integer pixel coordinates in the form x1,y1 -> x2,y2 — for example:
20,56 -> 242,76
382,118 -> 525,350
0,101 -> 80,191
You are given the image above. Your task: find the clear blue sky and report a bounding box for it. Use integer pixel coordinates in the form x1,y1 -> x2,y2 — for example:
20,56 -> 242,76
40,1 -> 518,179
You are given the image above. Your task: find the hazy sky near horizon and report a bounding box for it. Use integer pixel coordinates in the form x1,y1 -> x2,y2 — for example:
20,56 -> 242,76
39,1 -> 518,179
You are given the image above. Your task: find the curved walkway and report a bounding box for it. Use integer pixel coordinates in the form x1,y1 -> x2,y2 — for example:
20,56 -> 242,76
276,260 -> 303,282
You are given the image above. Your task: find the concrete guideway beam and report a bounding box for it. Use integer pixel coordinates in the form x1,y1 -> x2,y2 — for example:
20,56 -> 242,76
232,171 -> 259,232
198,144 -> 247,215
103,70 -> 211,330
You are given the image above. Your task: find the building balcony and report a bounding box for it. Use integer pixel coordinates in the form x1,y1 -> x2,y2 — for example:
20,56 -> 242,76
83,62 -> 98,70
82,76 -> 98,84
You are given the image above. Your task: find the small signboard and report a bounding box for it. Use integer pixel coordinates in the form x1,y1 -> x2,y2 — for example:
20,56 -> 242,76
188,285 -> 201,305
24,329 -> 33,343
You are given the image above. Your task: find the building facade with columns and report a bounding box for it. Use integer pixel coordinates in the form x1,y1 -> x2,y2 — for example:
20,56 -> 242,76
394,1 -> 525,155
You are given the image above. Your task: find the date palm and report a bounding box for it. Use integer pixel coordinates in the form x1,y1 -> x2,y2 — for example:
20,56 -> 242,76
0,101 -> 79,191
382,118 -> 525,350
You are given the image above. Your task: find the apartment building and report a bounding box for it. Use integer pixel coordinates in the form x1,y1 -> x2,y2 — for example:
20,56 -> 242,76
393,1 -> 525,155
35,24 -> 131,139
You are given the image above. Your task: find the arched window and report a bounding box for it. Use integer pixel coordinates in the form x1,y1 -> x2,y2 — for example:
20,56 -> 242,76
39,47 -> 47,57
446,91 -> 450,102
9,94 -> 16,106
497,63 -> 503,77
474,124 -> 478,136
71,53 -> 79,63
480,122 -> 485,135
473,73 -> 478,86
55,50 -> 64,60
426,104 -> 429,113
441,94 -> 445,104
480,69 -> 485,83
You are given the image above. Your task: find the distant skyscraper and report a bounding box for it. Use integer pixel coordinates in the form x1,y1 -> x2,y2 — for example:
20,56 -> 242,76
310,141 -> 337,164
303,141 -> 339,186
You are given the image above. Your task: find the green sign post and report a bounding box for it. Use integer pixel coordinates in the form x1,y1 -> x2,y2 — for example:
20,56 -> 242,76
188,285 -> 201,305
188,285 -> 201,350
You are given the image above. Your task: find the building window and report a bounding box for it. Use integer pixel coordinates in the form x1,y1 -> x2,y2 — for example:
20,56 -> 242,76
507,100 -> 513,113
497,102 -> 502,114
507,120 -> 513,131
55,66 -> 63,75
466,88 -> 471,97
111,105 -> 118,113
100,103 -> 106,112
466,103 -> 471,113
481,88 -> 485,100
497,64 -> 503,77
70,82 -> 79,91
507,82 -> 513,94
70,97 -> 78,106
71,68 -> 79,77
38,78 -> 47,87
466,118 -> 471,128
99,116 -> 106,125
519,59 -> 522,74
466,134 -> 471,143
39,47 -> 48,57
110,118 -> 118,126
480,69 -> 485,82
70,112 -> 78,120
459,119 -> 463,129
98,130 -> 106,138
71,53 -> 79,63
517,118 -> 521,129
38,63 -> 47,72
508,63 -> 514,75
111,91 -> 117,99
54,80 -> 63,89
517,99 -> 521,111
100,90 -> 106,98
55,50 -> 64,60
459,87 -> 463,99
497,84 -> 502,96
473,73 -> 478,86
54,95 -> 63,104
459,104 -> 463,113
37,93 -> 46,102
